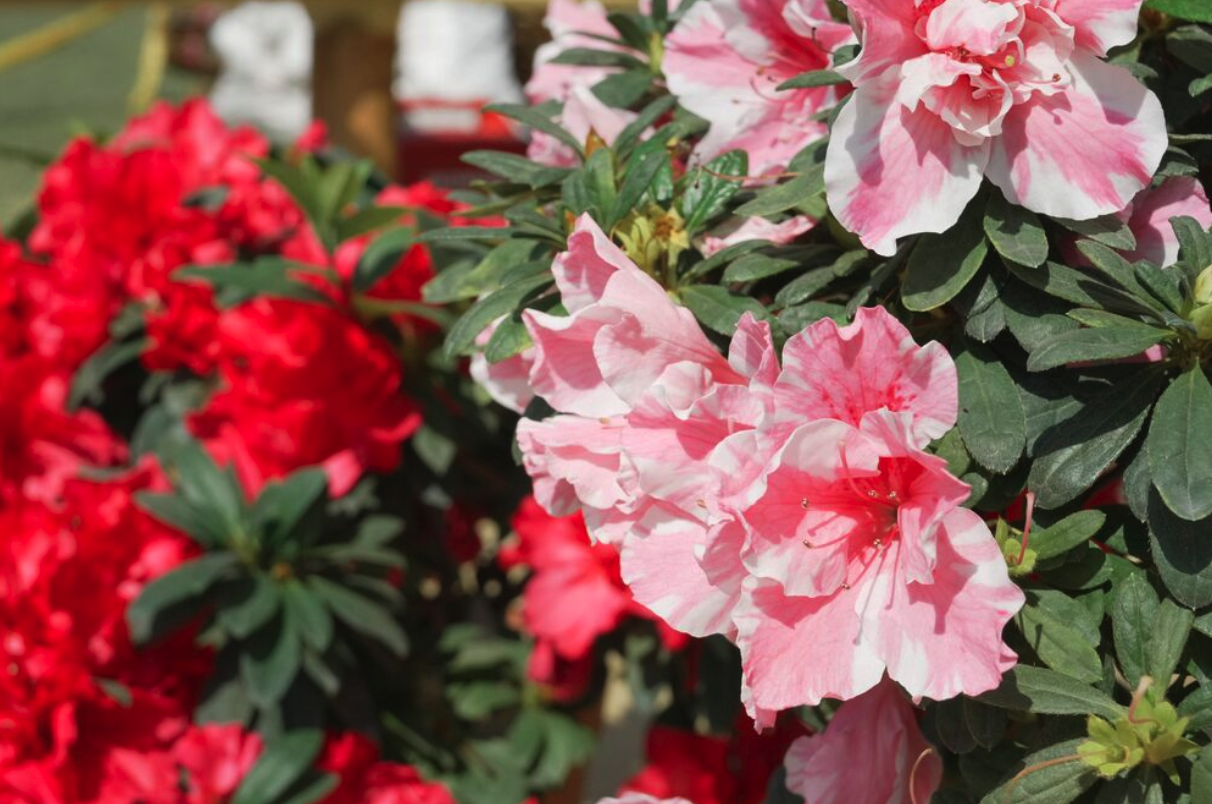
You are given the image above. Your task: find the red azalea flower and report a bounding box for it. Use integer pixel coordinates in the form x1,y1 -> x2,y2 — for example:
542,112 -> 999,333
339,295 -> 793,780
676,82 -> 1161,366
189,298 -> 420,496
318,733 -> 456,804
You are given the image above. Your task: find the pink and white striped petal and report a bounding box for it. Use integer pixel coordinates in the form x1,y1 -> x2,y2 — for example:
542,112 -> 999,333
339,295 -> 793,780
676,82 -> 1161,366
986,54 -> 1166,221
824,77 -> 990,256
1052,0 -> 1145,56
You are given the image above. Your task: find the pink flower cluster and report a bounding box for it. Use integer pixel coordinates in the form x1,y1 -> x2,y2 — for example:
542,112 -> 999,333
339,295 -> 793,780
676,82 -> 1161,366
511,214 -> 1024,726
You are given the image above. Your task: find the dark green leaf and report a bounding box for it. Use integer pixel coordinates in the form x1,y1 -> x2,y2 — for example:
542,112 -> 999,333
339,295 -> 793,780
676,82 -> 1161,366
177,260 -> 333,308
283,581 -> 333,653
1147,368 -> 1212,521
979,740 -> 1096,804
335,206 -> 407,243
69,338 -> 148,409
127,553 -> 239,644
1032,510 -> 1107,560
240,612 -> 300,708
219,576 -> 283,640
277,772 -> 340,804
1026,327 -> 1169,372
722,253 -> 800,283
773,266 -> 837,307
1148,490 -> 1212,608
548,47 -> 645,69
680,150 -> 747,232
251,469 -> 329,550
978,665 -> 1126,719
1113,573 -> 1159,687
902,202 -> 988,311
1193,745 -> 1212,804
231,729 -> 324,804
611,138 -> 670,227
776,69 -> 847,90
678,285 -> 774,336
1172,214 -> 1212,269
1055,215 -> 1136,250
985,192 -> 1049,268
592,68 -> 652,107
135,492 -> 226,548
444,274 -> 552,359
1149,599 -> 1193,693
957,344 -> 1026,474
1028,370 -> 1162,509
1016,601 -> 1103,682
614,95 -> 678,157
308,576 -> 408,656
735,165 -> 824,217
485,102 -> 583,153
461,151 -> 570,189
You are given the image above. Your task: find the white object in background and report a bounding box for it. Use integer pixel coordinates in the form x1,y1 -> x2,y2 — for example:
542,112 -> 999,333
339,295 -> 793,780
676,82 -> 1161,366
396,0 -> 524,134
209,1 -> 314,142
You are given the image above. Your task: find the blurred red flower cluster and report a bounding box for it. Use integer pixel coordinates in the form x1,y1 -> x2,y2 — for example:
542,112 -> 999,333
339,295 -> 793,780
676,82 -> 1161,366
0,100 -> 453,804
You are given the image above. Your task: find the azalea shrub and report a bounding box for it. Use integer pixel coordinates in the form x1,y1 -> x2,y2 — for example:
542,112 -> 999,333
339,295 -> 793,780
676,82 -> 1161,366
438,0 -> 1212,802
5,0 -> 1212,803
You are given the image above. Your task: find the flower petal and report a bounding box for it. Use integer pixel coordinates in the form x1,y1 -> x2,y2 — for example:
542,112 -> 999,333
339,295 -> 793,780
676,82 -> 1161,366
1052,0 -> 1144,56
825,77 -> 989,256
986,54 -> 1166,221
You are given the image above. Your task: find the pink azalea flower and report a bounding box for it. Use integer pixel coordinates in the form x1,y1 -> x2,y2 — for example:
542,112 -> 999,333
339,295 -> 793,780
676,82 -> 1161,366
782,679 -> 942,804
664,0 -> 853,177
734,418 -> 1022,714
699,215 -> 817,258
527,0 -> 619,106
826,0 -> 1168,255
1116,176 -> 1212,266
523,215 -> 740,418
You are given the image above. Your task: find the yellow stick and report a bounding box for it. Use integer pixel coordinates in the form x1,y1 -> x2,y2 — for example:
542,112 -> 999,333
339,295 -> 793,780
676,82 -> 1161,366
0,2 -> 126,74
128,2 -> 170,113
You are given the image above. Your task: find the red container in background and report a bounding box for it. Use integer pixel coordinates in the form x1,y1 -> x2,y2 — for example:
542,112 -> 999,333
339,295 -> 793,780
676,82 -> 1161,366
397,99 -> 528,187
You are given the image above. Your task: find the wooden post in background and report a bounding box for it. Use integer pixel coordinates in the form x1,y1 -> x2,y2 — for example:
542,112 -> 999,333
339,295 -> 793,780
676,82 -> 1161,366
310,3 -> 398,175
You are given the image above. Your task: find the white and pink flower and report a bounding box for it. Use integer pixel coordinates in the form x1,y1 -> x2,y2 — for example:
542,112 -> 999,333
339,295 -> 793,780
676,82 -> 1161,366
664,0 -> 854,177
825,0 -> 1168,255
783,678 -> 942,804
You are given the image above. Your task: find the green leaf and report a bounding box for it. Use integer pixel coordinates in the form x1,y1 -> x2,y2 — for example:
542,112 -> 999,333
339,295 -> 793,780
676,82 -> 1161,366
1147,368 -> 1212,521
548,47 -> 646,69
985,192 -> 1049,268
902,202 -> 988,311
277,772 -> 340,804
1113,573 -> 1159,687
592,68 -> 652,107
614,95 -> 678,157
1149,599 -> 1193,693
282,581 -> 334,653
69,338 -> 148,409
1016,601 -> 1104,682
177,260 -> 334,308
773,265 -> 837,307
444,274 -> 552,359
956,344 -> 1026,474
979,740 -> 1096,804
484,315 -> 534,363
462,151 -> 570,189
1032,510 -> 1107,560
127,553 -> 239,644
162,437 -> 247,540
1172,214 -> 1212,270
722,253 -> 800,283
240,613 -> 300,708
218,576 -> 283,640
251,469 -> 329,552
678,285 -> 774,336
135,492 -> 226,548
610,138 -> 670,228
776,69 -> 847,90
1028,370 -> 1163,509
734,165 -> 824,217
231,729 -> 325,804
449,681 -> 521,719
1147,491 -> 1212,608
978,665 -> 1126,719
1055,215 -> 1136,251
485,102 -> 583,153
335,206 -> 407,243
1193,745 -> 1212,804
1026,326 -> 1169,372
680,150 -> 747,232
1149,0 -> 1212,21
308,576 -> 408,656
